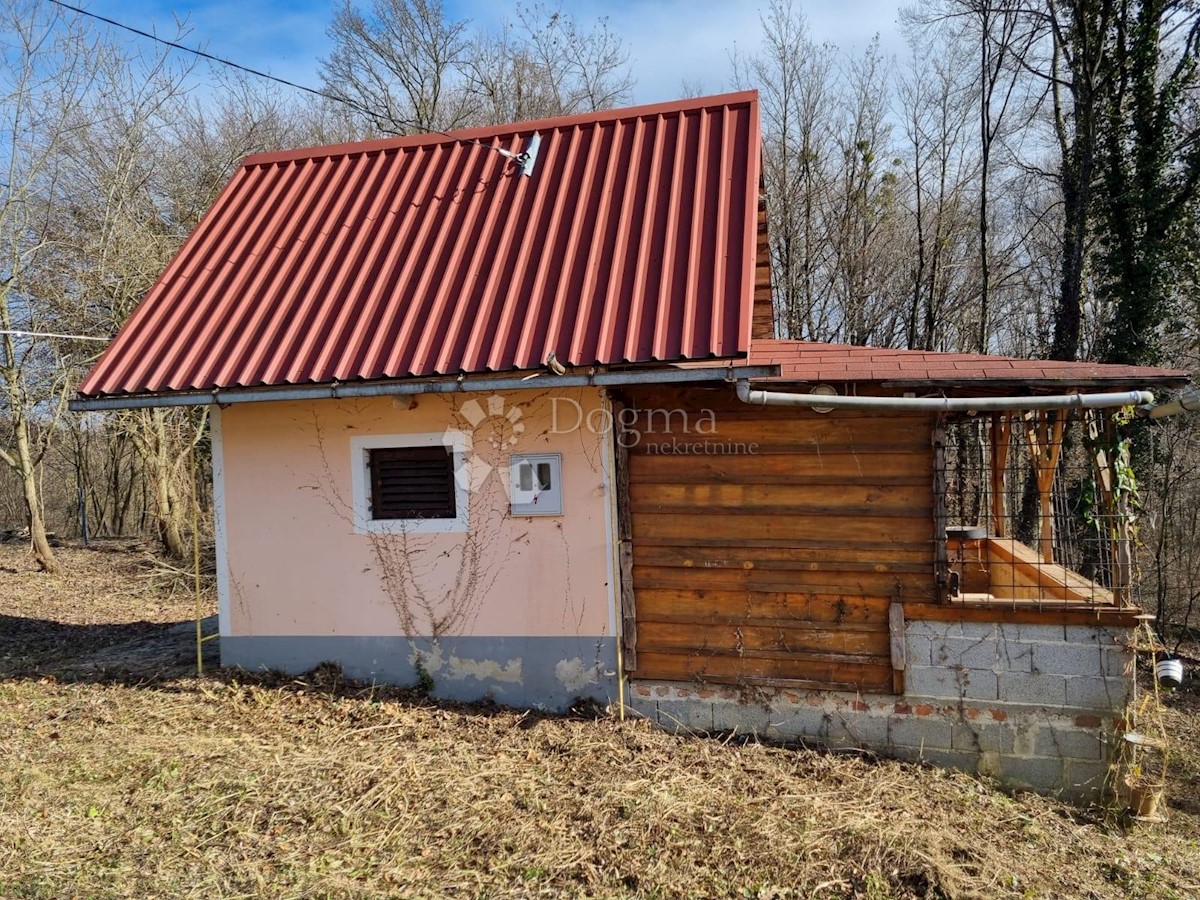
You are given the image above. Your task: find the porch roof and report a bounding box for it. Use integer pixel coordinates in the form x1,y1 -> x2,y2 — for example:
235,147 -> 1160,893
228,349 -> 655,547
750,340 -> 1190,391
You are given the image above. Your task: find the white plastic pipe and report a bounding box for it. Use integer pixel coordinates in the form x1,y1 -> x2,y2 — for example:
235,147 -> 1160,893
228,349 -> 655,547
735,381 -> 1154,412
1142,384 -> 1200,419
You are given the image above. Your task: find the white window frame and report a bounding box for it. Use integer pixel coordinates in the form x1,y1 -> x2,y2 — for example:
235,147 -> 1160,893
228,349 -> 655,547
509,452 -> 563,516
350,432 -> 469,534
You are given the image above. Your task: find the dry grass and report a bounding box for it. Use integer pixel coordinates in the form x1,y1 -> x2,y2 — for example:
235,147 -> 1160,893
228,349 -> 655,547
0,542 -> 216,678
1,544 -> 1199,899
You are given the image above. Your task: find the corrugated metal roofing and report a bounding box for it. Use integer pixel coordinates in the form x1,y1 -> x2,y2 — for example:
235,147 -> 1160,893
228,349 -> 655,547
750,340 -> 1190,387
79,92 -> 762,398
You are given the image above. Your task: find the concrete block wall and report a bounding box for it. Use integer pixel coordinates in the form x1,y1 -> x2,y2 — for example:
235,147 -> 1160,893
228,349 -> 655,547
629,621 -> 1134,803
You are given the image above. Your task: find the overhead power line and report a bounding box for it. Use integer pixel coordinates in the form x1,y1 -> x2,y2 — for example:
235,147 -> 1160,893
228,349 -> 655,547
49,0 -> 386,122
1,329 -> 110,342
46,0 -> 533,167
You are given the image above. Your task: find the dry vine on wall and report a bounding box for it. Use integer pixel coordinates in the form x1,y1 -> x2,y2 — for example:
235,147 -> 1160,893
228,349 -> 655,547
299,393 -> 591,643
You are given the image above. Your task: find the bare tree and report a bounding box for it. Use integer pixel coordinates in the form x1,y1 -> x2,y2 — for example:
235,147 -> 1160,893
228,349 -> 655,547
322,1 -> 633,135
897,25 -> 977,351
0,0 -> 110,571
1044,0 -> 1117,361
35,22 -> 210,559
827,40 -> 905,346
43,46 -> 336,557
123,408 -> 207,559
966,1 -> 1039,351
732,0 -> 838,340
321,0 -> 474,134
463,16 -> 568,124
463,5 -> 632,124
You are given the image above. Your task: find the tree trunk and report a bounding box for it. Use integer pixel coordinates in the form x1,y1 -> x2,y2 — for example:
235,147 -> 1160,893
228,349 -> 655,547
14,412 -> 58,573
128,407 -> 204,560
22,468 -> 57,573
1049,0 -> 1110,363
1051,172 -> 1088,362
978,6 -> 991,354
1,318 -> 59,572
153,469 -> 188,560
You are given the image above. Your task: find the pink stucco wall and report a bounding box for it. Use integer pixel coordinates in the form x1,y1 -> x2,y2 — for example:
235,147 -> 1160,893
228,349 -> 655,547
216,389 -> 615,639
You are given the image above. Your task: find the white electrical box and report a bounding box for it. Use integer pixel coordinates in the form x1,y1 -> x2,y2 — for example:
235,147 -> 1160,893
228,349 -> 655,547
509,453 -> 563,516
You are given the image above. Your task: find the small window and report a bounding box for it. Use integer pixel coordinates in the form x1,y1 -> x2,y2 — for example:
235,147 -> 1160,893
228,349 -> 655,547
368,446 -> 457,520
510,453 -> 562,516
350,433 -> 468,534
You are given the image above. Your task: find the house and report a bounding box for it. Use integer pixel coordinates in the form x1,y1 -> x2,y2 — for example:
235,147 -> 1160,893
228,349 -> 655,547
72,92 -> 1191,800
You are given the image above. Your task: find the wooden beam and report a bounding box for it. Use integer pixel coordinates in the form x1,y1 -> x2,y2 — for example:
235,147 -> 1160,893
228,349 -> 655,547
888,601 -> 906,694
932,417 -> 950,601
1087,410 -> 1132,604
989,412 -> 1010,537
904,601 -> 1144,627
619,389 -> 939,695
984,536 -> 1113,603
619,542 -> 636,671
1024,410 -> 1064,564
613,399 -> 637,672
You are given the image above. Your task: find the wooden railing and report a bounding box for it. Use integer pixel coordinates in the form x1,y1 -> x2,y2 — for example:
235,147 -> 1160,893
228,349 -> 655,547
948,535 -> 1116,606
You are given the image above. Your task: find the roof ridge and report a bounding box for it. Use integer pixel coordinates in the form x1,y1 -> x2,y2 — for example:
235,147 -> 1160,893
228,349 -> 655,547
244,90 -> 759,168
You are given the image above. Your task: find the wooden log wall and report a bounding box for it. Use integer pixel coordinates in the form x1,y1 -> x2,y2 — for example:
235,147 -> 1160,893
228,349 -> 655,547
751,191 -> 775,340
621,386 -> 937,694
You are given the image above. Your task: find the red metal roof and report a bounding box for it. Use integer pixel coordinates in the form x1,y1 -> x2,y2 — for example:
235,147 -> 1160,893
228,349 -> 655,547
750,340 -> 1190,387
80,92 -> 762,398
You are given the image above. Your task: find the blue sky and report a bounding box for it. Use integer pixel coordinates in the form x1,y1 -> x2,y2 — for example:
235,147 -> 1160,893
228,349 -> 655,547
84,1 -> 908,104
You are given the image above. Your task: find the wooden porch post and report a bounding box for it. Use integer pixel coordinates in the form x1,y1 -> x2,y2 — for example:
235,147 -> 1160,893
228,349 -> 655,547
1024,410 -> 1064,565
989,412 -> 1011,537
1087,410 -> 1132,605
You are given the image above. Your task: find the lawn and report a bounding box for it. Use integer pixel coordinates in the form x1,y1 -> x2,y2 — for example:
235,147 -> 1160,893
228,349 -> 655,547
1,544 -> 1198,899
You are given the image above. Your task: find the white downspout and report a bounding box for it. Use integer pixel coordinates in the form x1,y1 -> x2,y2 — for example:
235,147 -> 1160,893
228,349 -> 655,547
735,381 -> 1155,412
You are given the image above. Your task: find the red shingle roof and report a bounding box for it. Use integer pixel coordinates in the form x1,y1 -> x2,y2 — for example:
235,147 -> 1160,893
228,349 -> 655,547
79,92 -> 762,398
750,340 -> 1190,387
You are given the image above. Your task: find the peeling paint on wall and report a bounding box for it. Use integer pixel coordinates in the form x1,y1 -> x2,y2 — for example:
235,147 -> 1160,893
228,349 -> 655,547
448,655 -> 523,684
409,642 -> 445,675
223,634 -> 617,711
407,641 -> 523,684
555,657 -> 601,692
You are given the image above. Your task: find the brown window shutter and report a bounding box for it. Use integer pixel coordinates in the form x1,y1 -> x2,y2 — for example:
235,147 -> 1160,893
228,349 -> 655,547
368,446 -> 456,520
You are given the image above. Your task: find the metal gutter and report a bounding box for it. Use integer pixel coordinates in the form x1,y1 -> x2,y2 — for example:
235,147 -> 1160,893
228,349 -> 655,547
70,364 -> 779,412
735,381 -> 1155,412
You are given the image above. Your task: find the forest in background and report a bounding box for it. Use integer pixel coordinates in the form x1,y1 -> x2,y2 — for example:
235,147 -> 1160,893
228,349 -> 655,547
1,0 -> 1197,639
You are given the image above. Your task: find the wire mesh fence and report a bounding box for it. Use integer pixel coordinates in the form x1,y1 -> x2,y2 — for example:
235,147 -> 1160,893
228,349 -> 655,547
936,411 -> 1131,606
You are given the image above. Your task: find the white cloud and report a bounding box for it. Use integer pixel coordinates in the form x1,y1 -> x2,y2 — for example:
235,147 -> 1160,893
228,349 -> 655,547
454,0 -> 907,103
568,0 -> 765,102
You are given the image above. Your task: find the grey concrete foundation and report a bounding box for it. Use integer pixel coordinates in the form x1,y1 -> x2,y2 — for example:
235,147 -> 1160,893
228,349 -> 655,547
222,634 -> 618,711
630,621 -> 1134,803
